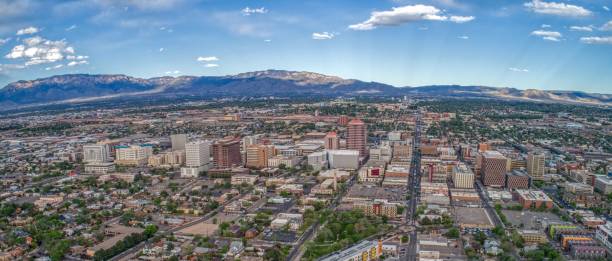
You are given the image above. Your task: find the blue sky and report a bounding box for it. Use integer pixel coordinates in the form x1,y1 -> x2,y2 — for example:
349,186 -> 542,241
0,0 -> 611,93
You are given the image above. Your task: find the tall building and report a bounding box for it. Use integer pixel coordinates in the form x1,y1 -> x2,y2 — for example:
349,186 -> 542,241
338,115 -> 349,126
115,145 -> 153,166
527,153 -> 546,181
185,141 -> 210,167
347,119 -> 368,156
246,144 -> 274,168
212,137 -> 242,168
481,150 -> 507,187
171,134 -> 187,151
324,131 -> 340,150
452,163 -> 475,189
83,144 -> 110,163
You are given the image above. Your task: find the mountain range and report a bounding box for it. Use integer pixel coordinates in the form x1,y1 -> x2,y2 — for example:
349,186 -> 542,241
0,70 -> 610,108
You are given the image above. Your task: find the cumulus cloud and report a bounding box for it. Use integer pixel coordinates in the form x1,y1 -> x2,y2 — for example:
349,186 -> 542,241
312,32 -> 335,40
0,38 -> 10,46
16,26 -> 39,35
348,4 -> 474,30
570,25 -> 593,32
4,35 -> 87,67
509,67 -> 529,72
204,63 -> 219,68
524,0 -> 591,17
241,7 -> 267,16
580,36 -> 612,44
531,30 -> 562,41
601,21 -> 612,31
197,56 -> 219,62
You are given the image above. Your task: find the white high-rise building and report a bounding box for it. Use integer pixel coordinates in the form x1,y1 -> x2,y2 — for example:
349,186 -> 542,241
115,145 -> 153,166
83,144 -> 110,163
185,141 -> 211,167
452,162 -> 475,189
527,153 -> 545,181
171,134 -> 187,151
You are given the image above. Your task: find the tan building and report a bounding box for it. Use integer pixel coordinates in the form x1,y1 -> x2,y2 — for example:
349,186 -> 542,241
246,144 -> 274,168
519,230 -> 548,245
481,151 -> 507,187
324,131 -> 340,150
452,163 -> 474,189
353,200 -> 398,218
527,153 -> 545,181
115,145 -> 152,166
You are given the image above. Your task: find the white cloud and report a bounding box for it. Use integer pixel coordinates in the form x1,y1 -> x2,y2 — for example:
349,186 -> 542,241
312,32 -> 335,40
509,67 -> 529,72
348,4 -> 474,30
449,16 -> 474,23
601,21 -> 612,31
541,24 -> 551,28
159,47 -> 165,52
65,25 -> 77,31
264,39 -> 272,42
45,64 -> 63,71
580,36 -> 612,44
165,70 -> 180,75
604,6 -> 610,11
197,56 -> 219,62
241,7 -> 267,16
67,55 -> 88,60
531,30 -> 562,41
0,38 -> 10,46
4,35 -> 85,67
458,35 -> 469,40
524,0 -> 591,17
569,25 -> 593,32
67,60 -> 88,67
204,63 -> 219,68
16,26 -> 39,35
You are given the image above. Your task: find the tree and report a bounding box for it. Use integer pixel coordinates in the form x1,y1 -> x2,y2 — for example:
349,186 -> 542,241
445,228 -> 460,238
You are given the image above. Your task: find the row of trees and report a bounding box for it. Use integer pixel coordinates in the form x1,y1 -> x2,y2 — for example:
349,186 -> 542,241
93,225 -> 158,261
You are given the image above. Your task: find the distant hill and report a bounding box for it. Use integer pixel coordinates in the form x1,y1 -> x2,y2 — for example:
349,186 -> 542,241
0,70 -> 609,108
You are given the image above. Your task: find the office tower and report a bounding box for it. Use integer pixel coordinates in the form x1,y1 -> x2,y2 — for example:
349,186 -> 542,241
212,137 -> 242,168
347,119 -> 368,156
171,134 -> 187,151
115,145 -> 153,166
338,115 -> 349,126
324,131 -> 340,150
481,150 -> 507,187
83,144 -> 110,163
527,153 -> 546,181
246,144 -> 274,168
185,141 -> 210,167
452,163 -> 475,188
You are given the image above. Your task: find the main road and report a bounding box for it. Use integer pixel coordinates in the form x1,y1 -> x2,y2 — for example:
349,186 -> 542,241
403,111 -> 422,261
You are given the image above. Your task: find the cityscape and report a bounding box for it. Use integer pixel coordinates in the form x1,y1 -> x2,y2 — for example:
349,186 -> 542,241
1,0 -> 612,261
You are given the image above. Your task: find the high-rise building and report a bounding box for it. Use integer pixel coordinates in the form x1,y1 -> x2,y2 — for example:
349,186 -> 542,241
83,144 -> 110,163
324,131 -> 340,150
481,150 -> 507,187
246,144 -> 274,168
338,115 -> 349,126
171,134 -> 187,151
527,153 -> 546,181
115,145 -> 153,166
452,163 -> 474,188
212,137 -> 242,168
347,119 -> 368,156
185,141 -> 210,167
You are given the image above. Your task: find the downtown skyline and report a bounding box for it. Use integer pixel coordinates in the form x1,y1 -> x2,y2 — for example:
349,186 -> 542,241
0,0 -> 611,93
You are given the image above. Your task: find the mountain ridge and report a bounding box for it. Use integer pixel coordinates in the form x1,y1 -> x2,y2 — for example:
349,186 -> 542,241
1,70 -> 610,108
